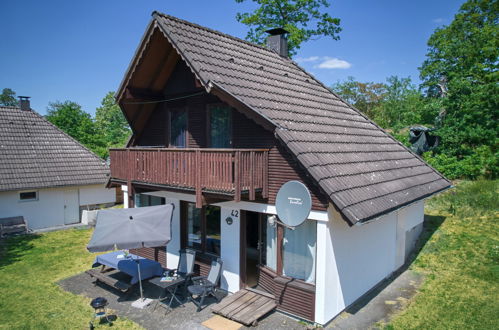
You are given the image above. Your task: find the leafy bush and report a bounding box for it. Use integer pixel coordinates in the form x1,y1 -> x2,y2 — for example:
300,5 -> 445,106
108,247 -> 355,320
424,145 -> 498,179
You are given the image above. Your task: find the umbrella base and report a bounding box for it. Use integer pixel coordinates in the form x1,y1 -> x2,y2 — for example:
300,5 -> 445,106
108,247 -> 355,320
131,298 -> 153,309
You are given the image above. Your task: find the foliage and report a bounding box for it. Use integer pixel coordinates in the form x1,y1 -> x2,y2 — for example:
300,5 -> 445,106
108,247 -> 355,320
387,180 -> 499,329
419,0 -> 499,178
0,229 -> 141,329
424,145 -> 498,180
330,76 -> 386,118
95,91 -> 131,158
331,76 -> 430,130
235,0 -> 341,56
0,88 -> 17,106
372,76 -> 427,130
45,100 -> 106,158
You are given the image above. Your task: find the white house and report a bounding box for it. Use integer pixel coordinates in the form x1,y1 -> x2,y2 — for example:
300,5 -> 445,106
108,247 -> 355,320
107,12 -> 451,325
0,100 -> 116,230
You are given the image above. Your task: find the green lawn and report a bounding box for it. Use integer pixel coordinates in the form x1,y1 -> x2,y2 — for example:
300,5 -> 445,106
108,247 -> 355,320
0,228 -> 141,329
387,180 -> 499,329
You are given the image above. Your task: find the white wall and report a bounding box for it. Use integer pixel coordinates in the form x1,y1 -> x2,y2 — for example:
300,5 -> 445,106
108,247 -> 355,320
315,201 -> 426,325
0,189 -> 65,230
315,206 -> 398,324
0,184 -> 115,230
79,184 -> 115,206
220,207 -> 240,292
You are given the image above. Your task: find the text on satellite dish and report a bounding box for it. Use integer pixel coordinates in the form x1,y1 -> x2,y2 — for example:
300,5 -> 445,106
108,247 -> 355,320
288,197 -> 303,205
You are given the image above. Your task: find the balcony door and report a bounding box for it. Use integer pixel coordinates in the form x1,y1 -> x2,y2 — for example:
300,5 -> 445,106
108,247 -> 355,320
169,108 -> 187,148
208,105 -> 232,148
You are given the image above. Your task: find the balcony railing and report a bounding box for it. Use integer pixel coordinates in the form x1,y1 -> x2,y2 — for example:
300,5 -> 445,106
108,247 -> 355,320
109,148 -> 269,206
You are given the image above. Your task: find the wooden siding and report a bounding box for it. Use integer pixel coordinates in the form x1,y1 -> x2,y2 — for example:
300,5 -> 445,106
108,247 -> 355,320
130,247 -> 167,268
259,266 -> 316,321
233,110 -> 328,210
129,60 -> 329,211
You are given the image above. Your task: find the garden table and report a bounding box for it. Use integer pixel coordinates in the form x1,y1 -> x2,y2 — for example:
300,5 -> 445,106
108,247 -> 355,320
92,250 -> 163,285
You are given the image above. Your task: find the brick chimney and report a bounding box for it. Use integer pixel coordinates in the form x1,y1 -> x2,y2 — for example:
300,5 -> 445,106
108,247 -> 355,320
266,28 -> 289,58
19,96 -> 30,111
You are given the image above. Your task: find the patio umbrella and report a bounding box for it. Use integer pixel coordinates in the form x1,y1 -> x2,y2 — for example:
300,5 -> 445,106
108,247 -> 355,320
87,204 -> 174,307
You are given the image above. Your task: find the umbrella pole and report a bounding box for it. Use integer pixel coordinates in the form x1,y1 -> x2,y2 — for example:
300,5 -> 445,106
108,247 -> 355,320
136,257 -> 144,300
131,255 -> 152,309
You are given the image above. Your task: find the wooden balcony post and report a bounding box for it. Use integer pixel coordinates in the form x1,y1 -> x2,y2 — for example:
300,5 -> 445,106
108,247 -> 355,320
127,180 -> 134,208
263,150 -> 269,199
234,150 -> 241,202
249,150 -> 255,200
195,149 -> 202,208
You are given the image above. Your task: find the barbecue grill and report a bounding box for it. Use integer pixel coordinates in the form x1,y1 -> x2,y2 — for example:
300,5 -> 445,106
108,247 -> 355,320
89,297 -> 113,329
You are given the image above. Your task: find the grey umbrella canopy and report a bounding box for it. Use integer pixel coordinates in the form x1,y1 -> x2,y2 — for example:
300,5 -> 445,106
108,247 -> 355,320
87,204 -> 174,253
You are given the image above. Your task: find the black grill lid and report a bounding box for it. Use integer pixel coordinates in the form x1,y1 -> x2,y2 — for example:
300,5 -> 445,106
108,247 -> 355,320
90,297 -> 108,309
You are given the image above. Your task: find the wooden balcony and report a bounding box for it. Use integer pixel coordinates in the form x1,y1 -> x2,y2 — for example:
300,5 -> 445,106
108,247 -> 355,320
109,148 -> 269,207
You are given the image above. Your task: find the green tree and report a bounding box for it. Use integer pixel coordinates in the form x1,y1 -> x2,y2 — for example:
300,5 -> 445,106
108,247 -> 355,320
45,101 -> 106,158
374,76 -> 428,129
420,0 -> 499,179
0,88 -> 17,106
330,76 -> 387,118
235,0 -> 341,56
95,91 -> 131,157
331,76 -> 429,129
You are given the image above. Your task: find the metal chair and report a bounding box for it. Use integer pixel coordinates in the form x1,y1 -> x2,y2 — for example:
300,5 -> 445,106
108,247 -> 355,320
165,248 -> 196,293
187,257 -> 223,312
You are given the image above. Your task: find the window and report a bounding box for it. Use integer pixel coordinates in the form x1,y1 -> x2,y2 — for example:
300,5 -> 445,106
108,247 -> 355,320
170,109 -> 187,148
183,202 -> 221,256
264,215 -> 277,270
282,220 -> 316,283
186,203 -> 202,250
19,191 -> 37,201
209,105 -> 231,148
135,194 -> 166,207
205,206 -> 221,255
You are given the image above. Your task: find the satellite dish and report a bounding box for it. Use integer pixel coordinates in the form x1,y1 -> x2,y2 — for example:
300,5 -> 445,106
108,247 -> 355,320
276,181 -> 312,227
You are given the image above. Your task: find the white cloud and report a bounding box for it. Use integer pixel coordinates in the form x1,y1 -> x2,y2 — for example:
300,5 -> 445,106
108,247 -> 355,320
295,56 -> 320,63
295,56 -> 352,69
432,18 -> 445,24
315,57 -> 352,69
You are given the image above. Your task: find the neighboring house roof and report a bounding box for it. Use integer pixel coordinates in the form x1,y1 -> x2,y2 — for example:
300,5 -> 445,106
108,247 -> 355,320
120,12 -> 451,225
0,106 -> 110,192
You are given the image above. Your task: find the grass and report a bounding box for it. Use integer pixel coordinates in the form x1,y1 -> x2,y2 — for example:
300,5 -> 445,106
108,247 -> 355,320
386,180 -> 499,329
0,228 -> 142,330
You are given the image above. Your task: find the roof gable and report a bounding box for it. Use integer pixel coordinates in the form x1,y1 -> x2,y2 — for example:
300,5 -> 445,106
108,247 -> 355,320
120,12 -> 451,225
0,106 -> 110,191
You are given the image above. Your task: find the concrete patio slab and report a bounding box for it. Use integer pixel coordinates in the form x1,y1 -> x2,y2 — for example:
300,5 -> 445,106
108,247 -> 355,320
59,269 -> 422,329
59,272 -> 305,330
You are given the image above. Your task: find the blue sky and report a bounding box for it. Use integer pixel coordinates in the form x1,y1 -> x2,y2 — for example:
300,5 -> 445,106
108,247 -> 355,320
0,0 -> 463,115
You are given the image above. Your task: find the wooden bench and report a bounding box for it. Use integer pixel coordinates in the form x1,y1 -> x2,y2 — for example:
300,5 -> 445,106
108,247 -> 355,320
0,216 -> 28,237
85,268 -> 132,292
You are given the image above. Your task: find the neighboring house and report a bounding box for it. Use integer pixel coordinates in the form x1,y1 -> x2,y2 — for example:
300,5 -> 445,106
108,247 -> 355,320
108,12 -> 451,324
0,100 -> 116,230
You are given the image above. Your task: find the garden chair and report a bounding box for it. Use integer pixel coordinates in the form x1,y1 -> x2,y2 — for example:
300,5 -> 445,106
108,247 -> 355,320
165,248 -> 196,292
187,257 -> 223,312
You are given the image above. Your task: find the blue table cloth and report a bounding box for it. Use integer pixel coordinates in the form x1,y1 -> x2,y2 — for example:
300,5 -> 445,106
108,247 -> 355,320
92,250 -> 164,285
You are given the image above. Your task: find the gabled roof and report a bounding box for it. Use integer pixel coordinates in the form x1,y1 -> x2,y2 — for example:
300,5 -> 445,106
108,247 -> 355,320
0,106 -> 110,192
119,12 -> 451,225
